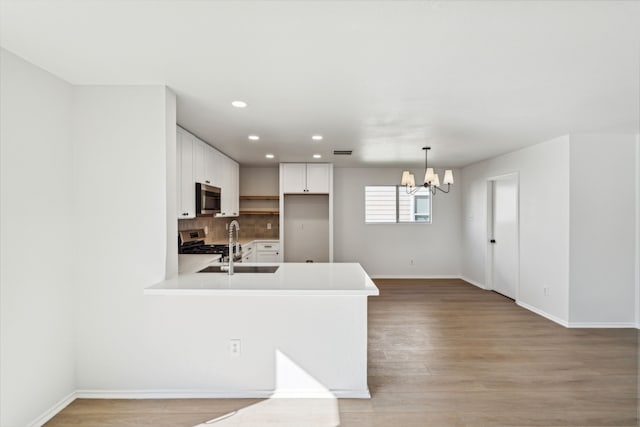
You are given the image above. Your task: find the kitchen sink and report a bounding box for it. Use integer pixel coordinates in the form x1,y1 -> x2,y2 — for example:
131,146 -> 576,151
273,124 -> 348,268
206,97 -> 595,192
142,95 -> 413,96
198,265 -> 280,274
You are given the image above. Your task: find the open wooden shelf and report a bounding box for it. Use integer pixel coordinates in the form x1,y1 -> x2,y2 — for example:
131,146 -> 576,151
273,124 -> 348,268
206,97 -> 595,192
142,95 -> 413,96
239,195 -> 279,200
239,195 -> 279,215
239,210 -> 279,215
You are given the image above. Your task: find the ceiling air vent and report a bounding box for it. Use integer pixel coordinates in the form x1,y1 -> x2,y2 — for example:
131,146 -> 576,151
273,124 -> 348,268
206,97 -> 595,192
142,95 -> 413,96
333,150 -> 353,156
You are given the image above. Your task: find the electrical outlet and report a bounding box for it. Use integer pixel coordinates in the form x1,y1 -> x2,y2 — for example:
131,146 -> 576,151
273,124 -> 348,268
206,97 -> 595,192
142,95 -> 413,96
204,226 -> 209,235
409,259 -> 415,266
267,223 -> 272,230
225,223 -> 229,230
543,286 -> 550,296
229,339 -> 241,357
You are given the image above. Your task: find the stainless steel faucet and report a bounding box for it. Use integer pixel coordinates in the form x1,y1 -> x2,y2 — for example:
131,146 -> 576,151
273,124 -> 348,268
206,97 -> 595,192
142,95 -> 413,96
221,220 -> 240,275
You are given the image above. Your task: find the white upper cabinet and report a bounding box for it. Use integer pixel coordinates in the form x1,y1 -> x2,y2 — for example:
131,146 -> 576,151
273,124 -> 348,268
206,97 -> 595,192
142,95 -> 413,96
193,140 -> 207,184
218,157 -> 239,217
282,163 -> 307,193
282,163 -> 330,194
306,163 -> 331,193
177,129 -> 195,219
176,127 -> 239,218
206,146 -> 223,188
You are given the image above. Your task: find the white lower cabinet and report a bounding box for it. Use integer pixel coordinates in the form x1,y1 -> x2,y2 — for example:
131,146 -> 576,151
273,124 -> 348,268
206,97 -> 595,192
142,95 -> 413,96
242,242 -> 255,263
242,240 -> 279,263
256,251 -> 280,263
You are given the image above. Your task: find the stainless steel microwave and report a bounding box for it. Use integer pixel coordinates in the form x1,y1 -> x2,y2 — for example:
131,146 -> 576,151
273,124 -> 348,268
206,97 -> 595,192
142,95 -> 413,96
195,183 -> 221,216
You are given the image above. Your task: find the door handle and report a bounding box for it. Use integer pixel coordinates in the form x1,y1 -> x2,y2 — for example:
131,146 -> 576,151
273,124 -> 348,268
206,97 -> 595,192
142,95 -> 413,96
490,239 -> 496,243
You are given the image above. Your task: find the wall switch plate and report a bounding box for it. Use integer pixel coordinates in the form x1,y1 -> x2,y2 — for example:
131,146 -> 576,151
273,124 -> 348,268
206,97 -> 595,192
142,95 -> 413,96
229,339 -> 241,357
543,286 -> 550,296
204,226 -> 209,235
267,223 -> 272,230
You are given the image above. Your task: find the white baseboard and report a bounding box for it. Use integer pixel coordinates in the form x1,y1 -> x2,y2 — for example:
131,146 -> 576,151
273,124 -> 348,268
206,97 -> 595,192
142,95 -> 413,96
29,387 -> 368,425
567,322 -> 638,328
516,301 -> 569,327
369,275 -> 461,280
28,391 -> 76,427
76,388 -> 370,399
459,276 -> 487,290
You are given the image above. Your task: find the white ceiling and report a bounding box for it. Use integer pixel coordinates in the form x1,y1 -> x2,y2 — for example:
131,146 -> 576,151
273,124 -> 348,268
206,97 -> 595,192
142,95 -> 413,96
1,1 -> 638,167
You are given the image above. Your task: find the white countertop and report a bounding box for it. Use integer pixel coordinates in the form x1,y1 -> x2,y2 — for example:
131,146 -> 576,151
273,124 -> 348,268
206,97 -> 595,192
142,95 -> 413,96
146,262 -> 379,296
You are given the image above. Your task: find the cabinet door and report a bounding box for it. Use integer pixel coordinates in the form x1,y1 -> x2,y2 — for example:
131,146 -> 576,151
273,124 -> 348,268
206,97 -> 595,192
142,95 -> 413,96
256,251 -> 280,263
193,140 -> 207,184
177,130 -> 195,218
306,164 -> 330,193
205,145 -> 222,187
282,163 -> 307,193
228,160 -> 239,215
219,156 -> 239,217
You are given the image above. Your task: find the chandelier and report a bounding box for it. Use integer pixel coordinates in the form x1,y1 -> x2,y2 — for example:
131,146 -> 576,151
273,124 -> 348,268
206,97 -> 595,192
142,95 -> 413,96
400,147 -> 454,195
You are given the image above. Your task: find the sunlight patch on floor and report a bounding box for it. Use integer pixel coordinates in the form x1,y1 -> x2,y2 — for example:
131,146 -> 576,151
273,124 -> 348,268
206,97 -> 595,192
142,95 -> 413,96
193,350 -> 340,426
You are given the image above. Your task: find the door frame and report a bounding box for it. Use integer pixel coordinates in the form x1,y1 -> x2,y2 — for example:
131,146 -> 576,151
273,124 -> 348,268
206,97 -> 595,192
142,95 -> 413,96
485,172 -> 520,301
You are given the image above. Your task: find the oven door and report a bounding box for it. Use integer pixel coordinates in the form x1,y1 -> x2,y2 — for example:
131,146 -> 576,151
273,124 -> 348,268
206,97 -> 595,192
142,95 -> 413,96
195,183 -> 221,216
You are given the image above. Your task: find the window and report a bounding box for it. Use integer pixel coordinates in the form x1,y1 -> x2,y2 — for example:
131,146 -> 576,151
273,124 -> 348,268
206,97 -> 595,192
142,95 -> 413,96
365,186 -> 431,224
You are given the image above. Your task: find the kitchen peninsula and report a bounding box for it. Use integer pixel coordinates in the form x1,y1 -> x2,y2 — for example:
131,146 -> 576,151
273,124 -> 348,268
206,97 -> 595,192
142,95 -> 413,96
145,262 -> 378,398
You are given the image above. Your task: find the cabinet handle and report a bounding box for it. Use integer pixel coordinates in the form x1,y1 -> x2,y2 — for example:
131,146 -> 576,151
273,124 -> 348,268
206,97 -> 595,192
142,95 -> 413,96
182,212 -> 189,216
205,180 -> 210,184
264,245 -> 272,248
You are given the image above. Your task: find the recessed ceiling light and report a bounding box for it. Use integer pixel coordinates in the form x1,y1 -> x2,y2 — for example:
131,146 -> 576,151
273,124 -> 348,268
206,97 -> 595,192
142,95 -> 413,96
313,154 -> 322,159
312,135 -> 323,141
231,101 -> 247,108
248,135 -> 260,141
265,154 -> 275,159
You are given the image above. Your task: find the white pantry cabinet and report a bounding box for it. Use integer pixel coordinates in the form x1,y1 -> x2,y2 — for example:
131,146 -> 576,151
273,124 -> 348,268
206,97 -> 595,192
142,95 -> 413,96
279,163 -> 333,263
281,163 -> 331,194
177,130 -> 195,219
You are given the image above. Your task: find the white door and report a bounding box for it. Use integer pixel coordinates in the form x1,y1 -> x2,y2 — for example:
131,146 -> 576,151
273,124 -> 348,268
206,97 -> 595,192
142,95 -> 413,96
491,177 -> 518,299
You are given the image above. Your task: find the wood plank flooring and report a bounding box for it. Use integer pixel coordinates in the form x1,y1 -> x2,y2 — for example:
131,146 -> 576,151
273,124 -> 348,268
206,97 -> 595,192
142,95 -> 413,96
45,279 -> 638,426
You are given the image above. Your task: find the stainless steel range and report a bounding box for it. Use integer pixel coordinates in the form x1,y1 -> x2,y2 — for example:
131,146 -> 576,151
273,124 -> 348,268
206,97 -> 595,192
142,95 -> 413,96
178,229 -> 241,261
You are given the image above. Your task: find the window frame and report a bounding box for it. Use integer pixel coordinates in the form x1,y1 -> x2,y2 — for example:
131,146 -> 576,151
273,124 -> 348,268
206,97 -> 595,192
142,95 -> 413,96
364,185 -> 432,224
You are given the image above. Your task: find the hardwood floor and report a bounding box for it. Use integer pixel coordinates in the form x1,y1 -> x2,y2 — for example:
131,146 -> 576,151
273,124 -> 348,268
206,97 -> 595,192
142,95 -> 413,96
45,279 -> 638,426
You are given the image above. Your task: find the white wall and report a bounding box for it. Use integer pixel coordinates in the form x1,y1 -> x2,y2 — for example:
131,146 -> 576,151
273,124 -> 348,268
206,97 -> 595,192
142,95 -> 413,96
569,134 -> 638,325
165,89 -> 178,279
71,86 -> 173,391
460,137 -> 571,323
637,135 -> 640,327
239,167 -> 279,195
0,50 -> 76,427
333,167 -> 462,278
